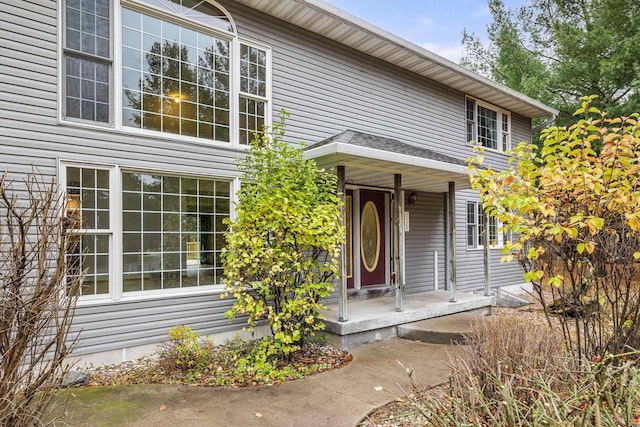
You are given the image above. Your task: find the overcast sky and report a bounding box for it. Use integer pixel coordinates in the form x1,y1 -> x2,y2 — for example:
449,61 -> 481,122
324,0 -> 526,63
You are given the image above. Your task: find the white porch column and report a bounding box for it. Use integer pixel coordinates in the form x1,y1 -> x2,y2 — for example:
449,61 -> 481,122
448,181 -> 457,302
483,211 -> 492,296
394,174 -> 404,312
337,166 -> 348,322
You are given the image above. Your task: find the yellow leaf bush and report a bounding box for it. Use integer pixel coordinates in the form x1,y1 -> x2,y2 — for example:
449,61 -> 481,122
469,96 -> 640,360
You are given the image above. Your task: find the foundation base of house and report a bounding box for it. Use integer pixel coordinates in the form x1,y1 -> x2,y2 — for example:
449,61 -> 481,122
68,325 -> 272,367
322,290 -> 494,349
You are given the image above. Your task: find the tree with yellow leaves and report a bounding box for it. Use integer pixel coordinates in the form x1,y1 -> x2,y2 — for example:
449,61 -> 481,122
469,96 -> 640,361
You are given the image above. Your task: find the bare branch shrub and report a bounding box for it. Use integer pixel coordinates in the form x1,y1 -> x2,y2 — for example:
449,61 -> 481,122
459,316 -> 574,401
0,171 -> 81,426
408,317 -> 640,426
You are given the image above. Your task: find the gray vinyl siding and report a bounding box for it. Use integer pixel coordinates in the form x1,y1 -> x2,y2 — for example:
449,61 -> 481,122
405,192 -> 447,293
70,293 -> 245,356
0,0 -> 242,356
1,0 -> 535,356
223,1 -> 488,161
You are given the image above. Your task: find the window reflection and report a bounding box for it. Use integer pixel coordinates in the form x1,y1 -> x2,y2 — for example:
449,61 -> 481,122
122,8 -> 231,141
121,172 -> 229,291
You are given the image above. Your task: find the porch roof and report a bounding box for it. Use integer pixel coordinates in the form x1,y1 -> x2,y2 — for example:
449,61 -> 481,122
305,130 -> 471,193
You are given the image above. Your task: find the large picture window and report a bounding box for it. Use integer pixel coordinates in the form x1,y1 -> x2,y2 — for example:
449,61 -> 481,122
466,97 -> 510,152
121,8 -> 231,141
63,163 -> 231,301
122,172 -> 229,291
61,0 -> 270,145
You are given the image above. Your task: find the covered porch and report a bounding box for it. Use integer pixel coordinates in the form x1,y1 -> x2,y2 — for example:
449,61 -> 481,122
305,130 -> 495,347
322,290 -> 493,348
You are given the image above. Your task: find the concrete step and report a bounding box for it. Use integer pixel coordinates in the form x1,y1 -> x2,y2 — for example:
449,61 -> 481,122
397,310 -> 489,345
323,291 -> 494,349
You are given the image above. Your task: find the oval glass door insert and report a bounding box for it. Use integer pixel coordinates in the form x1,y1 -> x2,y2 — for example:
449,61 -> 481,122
360,201 -> 380,272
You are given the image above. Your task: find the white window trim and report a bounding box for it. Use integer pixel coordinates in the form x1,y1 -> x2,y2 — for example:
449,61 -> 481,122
465,96 -> 511,154
60,160 -> 117,303
236,38 -> 273,143
59,160 -> 236,305
57,0 -> 272,149
466,200 -> 505,251
58,0 -> 115,127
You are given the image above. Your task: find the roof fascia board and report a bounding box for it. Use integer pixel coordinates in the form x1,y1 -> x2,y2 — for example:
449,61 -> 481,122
236,0 -> 558,118
299,0 -> 557,117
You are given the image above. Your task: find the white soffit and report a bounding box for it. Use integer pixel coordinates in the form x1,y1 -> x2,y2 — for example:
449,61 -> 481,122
233,0 -> 558,118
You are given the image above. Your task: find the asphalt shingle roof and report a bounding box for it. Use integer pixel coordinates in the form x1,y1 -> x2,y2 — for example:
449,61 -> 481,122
305,130 -> 467,167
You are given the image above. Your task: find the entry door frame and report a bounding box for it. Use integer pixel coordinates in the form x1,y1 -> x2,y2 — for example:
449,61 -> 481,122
346,185 -> 394,290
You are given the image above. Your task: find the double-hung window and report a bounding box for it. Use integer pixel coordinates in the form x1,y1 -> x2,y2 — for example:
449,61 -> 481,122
466,201 -> 504,249
61,0 -> 270,145
65,165 -> 113,297
63,0 -> 112,123
239,43 -> 268,145
465,97 -> 510,152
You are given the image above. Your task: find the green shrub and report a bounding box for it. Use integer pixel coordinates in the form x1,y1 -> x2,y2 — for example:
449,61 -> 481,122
222,111 -> 343,359
162,325 -> 211,372
152,328 -> 348,387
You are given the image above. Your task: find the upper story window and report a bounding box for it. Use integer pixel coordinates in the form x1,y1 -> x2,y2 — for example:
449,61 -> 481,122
61,0 -> 270,146
239,43 -> 267,144
120,8 -> 232,141
135,0 -> 234,32
466,97 -> 510,152
64,0 -> 112,123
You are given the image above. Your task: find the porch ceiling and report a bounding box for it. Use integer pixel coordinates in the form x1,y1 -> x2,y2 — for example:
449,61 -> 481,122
305,130 -> 471,193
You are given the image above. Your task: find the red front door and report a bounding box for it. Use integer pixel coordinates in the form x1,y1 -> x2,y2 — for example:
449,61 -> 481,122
359,190 -> 386,286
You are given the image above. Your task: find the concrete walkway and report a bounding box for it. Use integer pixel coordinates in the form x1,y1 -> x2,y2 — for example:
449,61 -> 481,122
60,338 -> 456,427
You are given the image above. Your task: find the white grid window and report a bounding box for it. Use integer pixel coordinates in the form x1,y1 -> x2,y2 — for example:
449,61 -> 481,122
466,201 -> 477,248
65,166 -> 112,296
121,172 -> 230,292
239,43 -> 268,145
121,8 -> 231,141
502,112 -> 510,151
467,201 -> 504,249
63,0 -> 111,123
466,98 -> 476,143
61,1 -> 271,146
477,105 -> 498,150
465,97 -> 510,152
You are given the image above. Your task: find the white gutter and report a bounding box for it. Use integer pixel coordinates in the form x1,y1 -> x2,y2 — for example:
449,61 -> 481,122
237,0 -> 559,118
300,0 -> 558,117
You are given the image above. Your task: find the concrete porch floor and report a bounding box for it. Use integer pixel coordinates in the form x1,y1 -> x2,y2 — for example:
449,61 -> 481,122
322,290 -> 494,348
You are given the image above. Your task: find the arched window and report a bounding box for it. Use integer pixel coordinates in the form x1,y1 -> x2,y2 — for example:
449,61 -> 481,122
62,0 -> 269,146
135,0 -> 236,33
